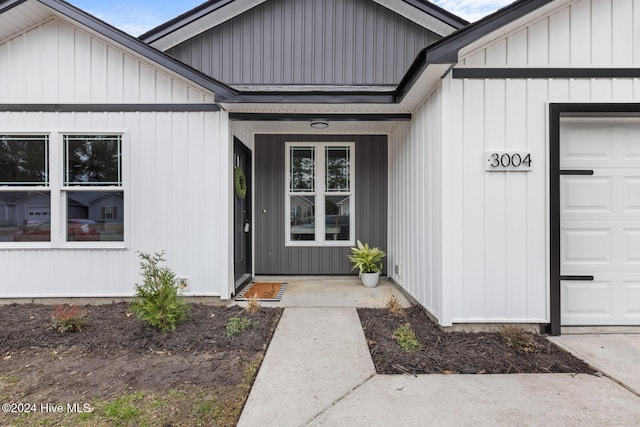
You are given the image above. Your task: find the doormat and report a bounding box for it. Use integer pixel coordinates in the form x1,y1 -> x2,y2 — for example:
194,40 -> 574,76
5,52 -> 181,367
235,282 -> 287,301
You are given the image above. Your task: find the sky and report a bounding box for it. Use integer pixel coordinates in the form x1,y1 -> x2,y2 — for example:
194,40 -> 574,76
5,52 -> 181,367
68,0 -> 514,36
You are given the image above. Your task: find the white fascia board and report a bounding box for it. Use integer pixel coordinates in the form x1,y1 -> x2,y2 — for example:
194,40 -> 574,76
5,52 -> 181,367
149,0 -> 267,51
372,0 -> 458,36
457,0 -> 573,60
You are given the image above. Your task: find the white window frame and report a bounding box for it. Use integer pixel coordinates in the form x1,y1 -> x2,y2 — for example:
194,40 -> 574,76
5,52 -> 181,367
0,130 -> 128,249
285,142 -> 355,247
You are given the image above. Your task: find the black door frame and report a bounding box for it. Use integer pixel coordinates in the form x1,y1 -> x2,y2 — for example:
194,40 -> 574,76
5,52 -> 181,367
549,103 -> 640,335
233,137 -> 252,289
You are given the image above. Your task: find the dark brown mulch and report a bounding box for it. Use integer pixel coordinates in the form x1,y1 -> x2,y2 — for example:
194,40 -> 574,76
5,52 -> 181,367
358,306 -> 596,375
0,302 -> 278,355
0,303 -> 282,402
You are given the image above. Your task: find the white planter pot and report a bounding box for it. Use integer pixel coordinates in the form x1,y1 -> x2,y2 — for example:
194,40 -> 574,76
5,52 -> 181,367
361,272 -> 380,288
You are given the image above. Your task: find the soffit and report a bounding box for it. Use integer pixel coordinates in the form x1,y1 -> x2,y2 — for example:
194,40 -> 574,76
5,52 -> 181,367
236,119 -> 402,134
0,0 -> 50,42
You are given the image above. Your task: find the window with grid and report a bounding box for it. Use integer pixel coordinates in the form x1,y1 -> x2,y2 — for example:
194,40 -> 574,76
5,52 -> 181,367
0,133 -> 125,245
286,142 -> 354,246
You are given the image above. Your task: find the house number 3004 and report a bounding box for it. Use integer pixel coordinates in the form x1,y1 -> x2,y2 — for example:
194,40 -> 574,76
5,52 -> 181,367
485,151 -> 532,171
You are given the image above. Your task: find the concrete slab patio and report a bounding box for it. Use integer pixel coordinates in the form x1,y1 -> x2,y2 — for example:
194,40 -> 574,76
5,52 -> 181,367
234,276 -> 412,308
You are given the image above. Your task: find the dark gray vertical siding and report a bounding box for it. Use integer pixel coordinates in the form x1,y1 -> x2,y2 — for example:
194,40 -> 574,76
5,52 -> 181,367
166,0 -> 441,86
255,134 -> 387,275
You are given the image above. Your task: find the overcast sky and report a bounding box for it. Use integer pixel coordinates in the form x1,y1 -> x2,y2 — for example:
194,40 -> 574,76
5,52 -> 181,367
68,0 -> 514,36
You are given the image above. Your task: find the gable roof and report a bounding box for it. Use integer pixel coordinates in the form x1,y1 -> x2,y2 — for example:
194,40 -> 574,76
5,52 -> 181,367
139,0 -> 469,50
0,0 -> 238,101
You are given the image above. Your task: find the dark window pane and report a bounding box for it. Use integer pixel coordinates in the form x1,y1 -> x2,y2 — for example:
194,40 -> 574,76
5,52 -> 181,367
66,191 -> 124,241
0,191 -> 51,242
290,147 -> 315,191
0,135 -> 49,185
290,195 -> 315,240
325,195 -> 350,241
326,147 -> 350,191
64,135 -> 122,185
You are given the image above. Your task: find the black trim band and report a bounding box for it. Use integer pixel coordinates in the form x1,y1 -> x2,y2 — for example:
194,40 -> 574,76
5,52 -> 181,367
229,113 -> 411,121
453,68 -> 640,79
1,104 -> 220,112
560,170 -> 594,176
560,275 -> 594,281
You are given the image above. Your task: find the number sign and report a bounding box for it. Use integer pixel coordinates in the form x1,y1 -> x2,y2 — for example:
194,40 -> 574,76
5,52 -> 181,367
485,151 -> 532,171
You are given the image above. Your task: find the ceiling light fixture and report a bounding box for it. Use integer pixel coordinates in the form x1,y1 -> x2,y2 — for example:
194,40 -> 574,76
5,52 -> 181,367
310,121 -> 329,129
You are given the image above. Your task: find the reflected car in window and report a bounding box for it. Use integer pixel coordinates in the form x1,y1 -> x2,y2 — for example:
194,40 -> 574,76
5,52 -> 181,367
12,219 -> 120,242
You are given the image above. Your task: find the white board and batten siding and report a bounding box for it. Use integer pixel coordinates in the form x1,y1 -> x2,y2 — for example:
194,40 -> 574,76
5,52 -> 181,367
0,17 -> 234,298
388,87 -> 444,323
391,0 -> 640,326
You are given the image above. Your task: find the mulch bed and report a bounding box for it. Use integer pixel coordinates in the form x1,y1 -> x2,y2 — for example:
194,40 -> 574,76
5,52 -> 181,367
358,306 -> 596,375
0,303 -> 282,402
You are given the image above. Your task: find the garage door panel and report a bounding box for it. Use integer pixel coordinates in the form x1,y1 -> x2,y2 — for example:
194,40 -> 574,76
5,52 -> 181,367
562,280 -> 612,315
623,230 -> 640,263
561,123 -> 612,162
615,124 -> 640,161
561,177 -> 612,212
624,283 -> 640,315
624,177 -> 640,210
562,229 -> 611,264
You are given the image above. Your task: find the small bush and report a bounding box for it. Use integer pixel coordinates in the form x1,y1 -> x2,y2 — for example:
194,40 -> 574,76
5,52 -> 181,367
244,295 -> 262,314
226,317 -> 255,337
500,325 -> 538,353
130,251 -> 189,332
51,304 -> 87,333
385,295 -> 405,317
393,323 -> 420,352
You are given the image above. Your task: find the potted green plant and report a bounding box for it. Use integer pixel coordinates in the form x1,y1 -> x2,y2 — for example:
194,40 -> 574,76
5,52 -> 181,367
348,240 -> 386,288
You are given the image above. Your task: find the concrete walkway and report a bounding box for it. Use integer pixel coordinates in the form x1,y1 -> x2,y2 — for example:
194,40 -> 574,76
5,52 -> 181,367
237,279 -> 640,426
551,333 -> 640,397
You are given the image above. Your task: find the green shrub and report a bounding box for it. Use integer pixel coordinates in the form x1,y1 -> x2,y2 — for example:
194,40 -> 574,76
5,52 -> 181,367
130,251 -> 189,332
51,304 -> 87,333
393,323 -> 421,352
226,317 -> 255,337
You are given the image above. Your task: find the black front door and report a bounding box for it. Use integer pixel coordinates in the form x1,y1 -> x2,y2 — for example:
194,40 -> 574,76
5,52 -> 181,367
233,138 -> 252,288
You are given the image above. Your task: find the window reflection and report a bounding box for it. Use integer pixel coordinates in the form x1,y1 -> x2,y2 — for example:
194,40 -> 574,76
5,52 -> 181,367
66,191 -> 124,241
325,195 -> 350,240
0,191 -> 51,242
0,135 -> 49,185
326,147 -> 349,191
290,147 -> 315,191
64,135 -> 122,186
290,195 -> 315,240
